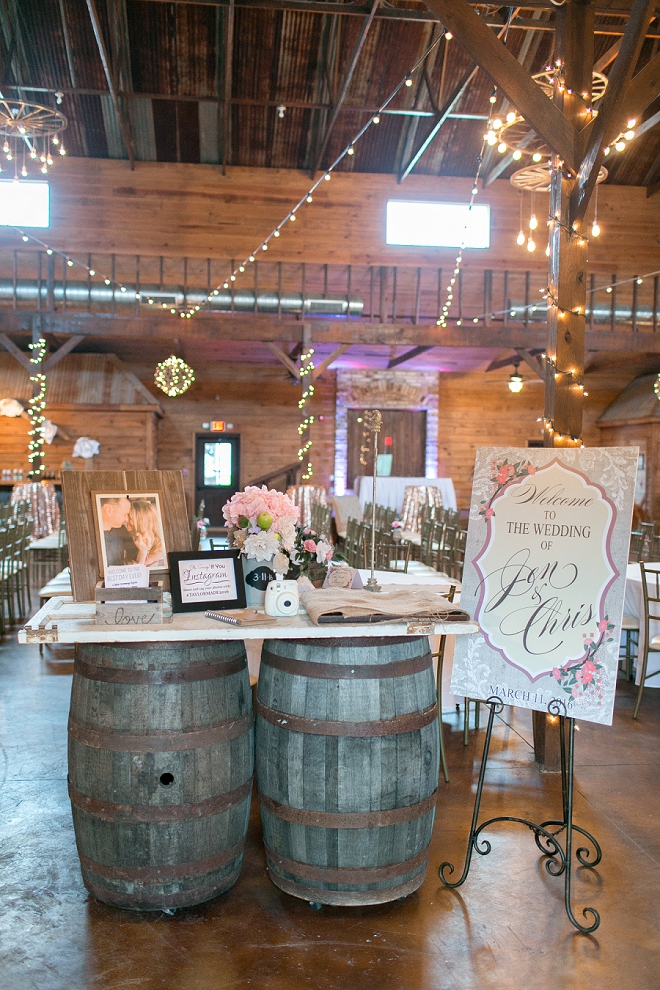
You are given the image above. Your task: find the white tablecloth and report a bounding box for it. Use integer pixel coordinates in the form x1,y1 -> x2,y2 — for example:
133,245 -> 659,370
355,477 -> 457,514
624,562 -> 660,687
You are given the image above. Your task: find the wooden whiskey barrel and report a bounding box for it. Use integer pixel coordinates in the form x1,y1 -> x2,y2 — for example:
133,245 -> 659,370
255,636 -> 439,906
68,640 -> 254,911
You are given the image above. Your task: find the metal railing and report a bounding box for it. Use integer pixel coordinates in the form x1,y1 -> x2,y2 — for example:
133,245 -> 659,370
0,250 -> 658,331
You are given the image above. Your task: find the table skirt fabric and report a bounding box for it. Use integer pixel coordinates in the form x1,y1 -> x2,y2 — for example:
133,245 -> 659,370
624,562 -> 660,687
355,477 -> 457,514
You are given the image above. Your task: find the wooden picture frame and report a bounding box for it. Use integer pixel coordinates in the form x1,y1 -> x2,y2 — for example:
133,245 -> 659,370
168,550 -> 246,613
62,470 -> 191,602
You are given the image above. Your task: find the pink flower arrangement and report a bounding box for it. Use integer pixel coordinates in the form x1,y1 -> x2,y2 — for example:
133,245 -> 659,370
222,485 -> 299,528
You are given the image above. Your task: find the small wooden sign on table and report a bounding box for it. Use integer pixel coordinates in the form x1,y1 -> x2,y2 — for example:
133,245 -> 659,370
94,583 -> 171,625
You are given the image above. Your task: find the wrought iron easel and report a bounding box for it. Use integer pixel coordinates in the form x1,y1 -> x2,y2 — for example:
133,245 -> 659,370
438,697 -> 602,934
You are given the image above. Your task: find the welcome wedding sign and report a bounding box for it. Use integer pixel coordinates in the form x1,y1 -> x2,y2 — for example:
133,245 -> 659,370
451,447 -> 638,725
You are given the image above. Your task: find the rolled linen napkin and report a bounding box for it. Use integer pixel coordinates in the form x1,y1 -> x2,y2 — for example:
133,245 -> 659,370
301,587 -> 471,626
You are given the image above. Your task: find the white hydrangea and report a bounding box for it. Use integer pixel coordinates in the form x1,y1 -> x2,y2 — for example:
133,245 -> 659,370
242,530 -> 281,561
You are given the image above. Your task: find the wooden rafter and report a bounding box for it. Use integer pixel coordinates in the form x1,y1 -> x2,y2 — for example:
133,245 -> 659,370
387,345 -> 434,368
265,341 -> 300,379
43,335 -> 85,371
422,0 -> 579,171
222,0 -> 235,173
85,0 -> 136,169
311,343 -> 351,380
572,0 -> 656,223
0,333 -> 31,371
620,49 -> 660,126
312,0 -> 379,174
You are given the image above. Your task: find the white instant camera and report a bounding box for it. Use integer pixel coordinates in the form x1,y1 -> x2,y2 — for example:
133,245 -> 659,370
264,579 -> 300,617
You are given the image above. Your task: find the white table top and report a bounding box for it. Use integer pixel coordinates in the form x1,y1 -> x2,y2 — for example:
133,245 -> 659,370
19,589 -> 477,645
29,533 -> 63,550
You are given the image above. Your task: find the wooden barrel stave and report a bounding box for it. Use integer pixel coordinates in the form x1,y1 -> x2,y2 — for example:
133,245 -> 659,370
255,636 -> 439,905
69,640 -> 254,910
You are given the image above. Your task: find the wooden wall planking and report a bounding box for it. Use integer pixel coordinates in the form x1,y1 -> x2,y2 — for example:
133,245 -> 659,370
1,408 -> 158,476
0,159 -> 658,276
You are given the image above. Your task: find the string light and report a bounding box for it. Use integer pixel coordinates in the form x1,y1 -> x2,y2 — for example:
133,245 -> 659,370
177,32 -> 446,322
27,337 -> 47,478
10,227 -> 160,308
297,349 -> 315,480
436,79 -> 504,329
154,356 -> 196,397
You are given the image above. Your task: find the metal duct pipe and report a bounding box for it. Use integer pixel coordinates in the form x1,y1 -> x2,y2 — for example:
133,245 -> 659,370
507,301 -> 658,325
0,279 -> 364,317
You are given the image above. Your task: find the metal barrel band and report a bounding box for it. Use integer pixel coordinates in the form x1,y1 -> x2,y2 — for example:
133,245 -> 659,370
74,656 -> 245,684
260,648 -> 432,680
265,636 -> 421,650
78,840 -> 246,883
258,790 -> 437,828
68,778 -> 252,822
255,699 -> 438,737
77,641 -> 244,655
68,712 -> 254,752
264,845 -> 429,884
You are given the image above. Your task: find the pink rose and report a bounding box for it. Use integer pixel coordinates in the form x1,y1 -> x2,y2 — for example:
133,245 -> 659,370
598,619 -> 608,633
485,508 -> 495,519
552,667 -> 561,681
583,660 -> 597,674
527,465 -> 536,475
303,539 -> 317,553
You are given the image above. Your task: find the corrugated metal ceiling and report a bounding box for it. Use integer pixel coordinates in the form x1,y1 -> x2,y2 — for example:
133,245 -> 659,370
0,1 -> 658,185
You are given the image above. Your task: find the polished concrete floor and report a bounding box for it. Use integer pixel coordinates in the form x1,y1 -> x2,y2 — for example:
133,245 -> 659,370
1,635 -> 659,990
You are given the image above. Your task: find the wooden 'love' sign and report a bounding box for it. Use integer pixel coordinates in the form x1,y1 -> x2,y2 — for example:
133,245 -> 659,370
451,447 -> 637,725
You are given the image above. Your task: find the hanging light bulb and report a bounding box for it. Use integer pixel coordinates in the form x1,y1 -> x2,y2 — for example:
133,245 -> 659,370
615,140 -> 626,152
497,142 -> 507,154
516,191 -> 525,246
445,31 -> 453,40
624,129 -> 635,141
591,180 -> 601,237
307,195 -> 313,203
405,76 -> 413,88
509,360 -> 524,393
512,149 -> 522,161
527,237 -> 536,252
492,118 -> 502,130
532,152 -> 542,163
529,214 -> 538,230
486,130 -> 497,145
347,145 -> 355,155
545,243 -> 551,257
506,111 -> 517,123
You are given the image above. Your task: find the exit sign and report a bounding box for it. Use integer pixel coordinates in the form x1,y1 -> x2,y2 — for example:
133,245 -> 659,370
211,421 -> 225,432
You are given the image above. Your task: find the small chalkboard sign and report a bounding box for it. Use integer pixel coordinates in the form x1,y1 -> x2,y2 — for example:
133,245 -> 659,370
168,549 -> 246,613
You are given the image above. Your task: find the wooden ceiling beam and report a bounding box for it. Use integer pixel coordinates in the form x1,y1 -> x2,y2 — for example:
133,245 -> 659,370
42,335 -> 86,372
221,0 -> 235,174
85,0 -> 136,169
618,49 -> 660,126
311,343 -> 351,379
387,345 -> 434,368
129,0 -> 660,23
4,313 -> 660,354
265,341 -> 300,380
422,0 -> 579,171
312,0 -> 380,174
572,0 -> 656,224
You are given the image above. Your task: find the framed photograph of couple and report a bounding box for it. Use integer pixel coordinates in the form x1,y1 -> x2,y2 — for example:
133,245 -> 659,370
93,492 -> 167,576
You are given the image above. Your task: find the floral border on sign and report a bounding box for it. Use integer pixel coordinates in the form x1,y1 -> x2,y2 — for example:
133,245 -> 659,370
551,618 -> 615,703
479,458 -> 536,520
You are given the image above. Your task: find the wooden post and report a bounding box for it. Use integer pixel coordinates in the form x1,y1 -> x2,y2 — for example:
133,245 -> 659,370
536,0 -> 594,772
